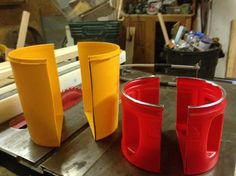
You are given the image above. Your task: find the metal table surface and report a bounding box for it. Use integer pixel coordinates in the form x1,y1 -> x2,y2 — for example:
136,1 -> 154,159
0,71 -> 235,176
0,102 -> 87,164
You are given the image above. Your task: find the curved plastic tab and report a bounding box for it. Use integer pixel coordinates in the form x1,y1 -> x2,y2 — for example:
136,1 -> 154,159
77,42 -> 120,140
176,77 -> 226,175
121,77 -> 164,173
8,44 -> 64,147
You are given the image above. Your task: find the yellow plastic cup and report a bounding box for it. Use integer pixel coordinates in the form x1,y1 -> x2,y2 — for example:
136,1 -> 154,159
8,44 -> 64,147
78,42 -> 120,140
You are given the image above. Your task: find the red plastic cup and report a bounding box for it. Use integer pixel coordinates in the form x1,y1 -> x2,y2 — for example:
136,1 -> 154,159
176,77 -> 227,175
121,77 -> 164,173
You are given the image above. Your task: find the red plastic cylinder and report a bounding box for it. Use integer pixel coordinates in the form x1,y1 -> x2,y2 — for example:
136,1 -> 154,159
121,77 -> 164,173
176,77 -> 227,175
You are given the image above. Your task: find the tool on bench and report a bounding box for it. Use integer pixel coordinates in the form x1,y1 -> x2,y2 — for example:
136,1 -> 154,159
120,62 -> 201,82
121,63 -> 200,76
61,87 -> 82,111
121,63 -> 200,70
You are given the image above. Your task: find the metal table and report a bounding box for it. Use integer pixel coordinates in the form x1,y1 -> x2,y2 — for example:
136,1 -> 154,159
0,71 -> 235,176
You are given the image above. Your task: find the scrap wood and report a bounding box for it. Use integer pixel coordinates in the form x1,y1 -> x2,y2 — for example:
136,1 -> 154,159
158,13 -> 174,48
226,20 -> 236,78
125,27 -> 136,64
16,11 -> 30,48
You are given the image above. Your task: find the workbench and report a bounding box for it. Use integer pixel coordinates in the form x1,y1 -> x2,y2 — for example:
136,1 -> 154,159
122,14 -> 195,72
0,70 -> 235,176
121,1 -> 196,72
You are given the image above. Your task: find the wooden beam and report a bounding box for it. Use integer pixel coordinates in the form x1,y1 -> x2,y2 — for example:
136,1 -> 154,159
125,27 -> 135,64
54,45 -> 78,63
117,0 -> 123,20
0,45 -> 126,80
226,20 -> 236,78
16,11 -> 30,48
158,13 -> 174,48
0,45 -> 78,80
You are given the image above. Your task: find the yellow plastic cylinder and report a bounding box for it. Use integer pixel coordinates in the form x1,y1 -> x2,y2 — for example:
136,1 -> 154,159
78,42 -> 120,140
8,44 -> 64,147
